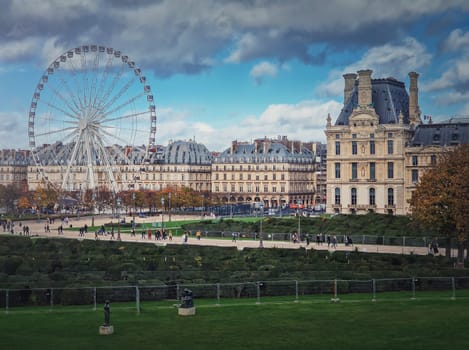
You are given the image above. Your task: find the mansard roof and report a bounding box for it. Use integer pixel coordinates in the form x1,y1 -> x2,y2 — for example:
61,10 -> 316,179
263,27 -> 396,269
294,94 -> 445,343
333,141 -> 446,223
336,78 -> 410,126
0,149 -> 31,166
214,141 -> 314,164
163,140 -> 212,165
410,119 -> 469,147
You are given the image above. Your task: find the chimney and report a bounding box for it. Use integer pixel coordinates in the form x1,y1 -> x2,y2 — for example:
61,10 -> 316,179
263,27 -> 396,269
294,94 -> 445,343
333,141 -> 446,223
408,72 -> 421,124
357,69 -> 373,107
231,140 -> 237,154
343,73 -> 357,104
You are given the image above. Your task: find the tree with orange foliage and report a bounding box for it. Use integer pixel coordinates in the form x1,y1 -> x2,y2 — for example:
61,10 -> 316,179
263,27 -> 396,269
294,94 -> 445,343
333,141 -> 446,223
410,144 -> 469,261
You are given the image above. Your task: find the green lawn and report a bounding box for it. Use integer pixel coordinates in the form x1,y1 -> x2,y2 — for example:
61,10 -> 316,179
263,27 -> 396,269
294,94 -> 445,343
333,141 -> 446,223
1,298 -> 468,350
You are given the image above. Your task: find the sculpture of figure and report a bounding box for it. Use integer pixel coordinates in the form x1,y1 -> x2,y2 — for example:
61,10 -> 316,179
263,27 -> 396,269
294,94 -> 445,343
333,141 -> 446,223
181,288 -> 194,308
104,300 -> 111,326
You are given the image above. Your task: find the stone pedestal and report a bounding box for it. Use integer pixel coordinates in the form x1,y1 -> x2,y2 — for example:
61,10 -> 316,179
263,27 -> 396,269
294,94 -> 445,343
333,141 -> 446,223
178,306 -> 196,316
99,325 -> 114,335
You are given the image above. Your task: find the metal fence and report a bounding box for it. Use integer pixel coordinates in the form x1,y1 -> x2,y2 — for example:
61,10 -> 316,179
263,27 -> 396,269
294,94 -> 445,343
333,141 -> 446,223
189,230 -> 440,248
2,276 -> 469,313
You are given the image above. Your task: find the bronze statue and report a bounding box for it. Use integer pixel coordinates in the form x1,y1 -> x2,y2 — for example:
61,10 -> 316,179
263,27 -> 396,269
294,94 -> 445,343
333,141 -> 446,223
103,300 -> 111,326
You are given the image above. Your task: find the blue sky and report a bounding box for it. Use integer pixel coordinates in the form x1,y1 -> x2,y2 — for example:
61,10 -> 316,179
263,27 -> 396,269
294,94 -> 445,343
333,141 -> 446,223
1,0 -> 469,152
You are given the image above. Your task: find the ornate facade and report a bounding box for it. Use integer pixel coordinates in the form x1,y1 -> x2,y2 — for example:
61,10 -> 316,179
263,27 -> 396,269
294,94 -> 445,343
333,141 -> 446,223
211,137 -> 318,208
325,69 -> 469,215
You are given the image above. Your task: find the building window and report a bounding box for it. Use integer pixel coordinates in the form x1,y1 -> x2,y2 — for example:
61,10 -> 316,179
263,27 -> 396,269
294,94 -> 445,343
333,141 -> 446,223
264,174 -> 268,180
369,162 -> 375,180
335,141 -> 341,155
388,132 -> 393,138
369,188 -> 375,205
248,174 -> 251,180
255,185 -> 260,192
264,185 -> 268,192
412,169 -> 419,183
412,156 -> 418,166
370,140 -> 375,155
351,162 -> 357,179
387,140 -> 393,154
247,184 -> 252,192
351,188 -> 357,205
281,174 -> 285,180
272,186 -> 277,193
334,188 -> 341,205
281,185 -> 285,192
335,163 -> 341,179
387,188 -> 394,205
431,155 -> 437,165
335,134 -> 340,139
239,185 -> 243,192
239,173 -> 243,180
387,162 -> 394,179
352,141 -> 357,155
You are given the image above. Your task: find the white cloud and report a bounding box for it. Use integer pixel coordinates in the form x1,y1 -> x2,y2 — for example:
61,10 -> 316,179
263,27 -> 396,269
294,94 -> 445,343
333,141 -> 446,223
249,61 -> 278,84
317,37 -> 432,98
424,54 -> 469,91
443,29 -> 469,52
155,99 -> 341,152
0,111 -> 28,149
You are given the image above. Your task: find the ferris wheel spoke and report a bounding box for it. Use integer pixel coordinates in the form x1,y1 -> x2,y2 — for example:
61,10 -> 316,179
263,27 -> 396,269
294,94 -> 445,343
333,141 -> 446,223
99,76 -> 136,115
91,55 -> 115,116
48,88 -> 81,118
100,110 -> 149,124
98,92 -> 146,121
99,127 -> 135,149
95,62 -> 127,114
34,125 -> 77,138
42,99 -> 80,121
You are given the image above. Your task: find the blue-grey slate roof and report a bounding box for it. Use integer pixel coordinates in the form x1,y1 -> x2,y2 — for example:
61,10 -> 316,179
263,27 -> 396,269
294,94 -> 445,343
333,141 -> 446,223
336,78 -> 410,126
410,120 -> 469,147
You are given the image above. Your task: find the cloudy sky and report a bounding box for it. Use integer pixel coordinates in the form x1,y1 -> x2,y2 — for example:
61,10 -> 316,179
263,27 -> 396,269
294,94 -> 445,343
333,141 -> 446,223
1,0 -> 468,152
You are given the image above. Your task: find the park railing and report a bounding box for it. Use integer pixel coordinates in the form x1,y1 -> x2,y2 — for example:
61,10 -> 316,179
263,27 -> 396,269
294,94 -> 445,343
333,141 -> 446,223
2,276 -> 469,313
190,230 -> 442,249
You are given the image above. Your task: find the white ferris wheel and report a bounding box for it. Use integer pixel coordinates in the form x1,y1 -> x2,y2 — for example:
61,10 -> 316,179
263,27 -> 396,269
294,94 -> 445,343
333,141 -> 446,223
28,45 -> 157,194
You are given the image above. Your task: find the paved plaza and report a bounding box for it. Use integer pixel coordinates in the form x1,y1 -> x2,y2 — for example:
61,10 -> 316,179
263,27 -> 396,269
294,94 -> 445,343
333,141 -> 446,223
1,214 -> 435,256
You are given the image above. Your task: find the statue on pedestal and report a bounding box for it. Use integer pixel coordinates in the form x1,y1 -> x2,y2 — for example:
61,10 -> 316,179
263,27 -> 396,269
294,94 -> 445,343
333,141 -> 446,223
103,300 -> 111,326
181,288 -> 194,308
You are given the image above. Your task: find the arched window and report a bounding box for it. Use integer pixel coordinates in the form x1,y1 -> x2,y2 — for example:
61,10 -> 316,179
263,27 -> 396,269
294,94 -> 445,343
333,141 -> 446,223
334,188 -> 341,205
351,188 -> 357,205
369,188 -> 375,205
387,188 -> 394,206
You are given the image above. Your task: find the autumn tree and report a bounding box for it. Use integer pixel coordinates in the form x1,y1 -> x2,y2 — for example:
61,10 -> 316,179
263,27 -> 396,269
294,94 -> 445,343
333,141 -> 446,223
410,144 -> 469,261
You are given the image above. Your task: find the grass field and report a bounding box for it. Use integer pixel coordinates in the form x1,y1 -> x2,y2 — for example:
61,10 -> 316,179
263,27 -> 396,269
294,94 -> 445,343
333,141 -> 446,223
1,297 -> 468,350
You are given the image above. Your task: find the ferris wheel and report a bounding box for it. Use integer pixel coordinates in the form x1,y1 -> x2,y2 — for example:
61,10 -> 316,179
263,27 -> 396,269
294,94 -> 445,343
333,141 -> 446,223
28,45 -> 157,194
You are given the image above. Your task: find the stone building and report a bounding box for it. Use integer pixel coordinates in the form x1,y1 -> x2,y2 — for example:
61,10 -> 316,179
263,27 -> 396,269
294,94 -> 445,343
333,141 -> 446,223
211,136 -> 317,209
404,118 -> 469,213
0,149 -> 30,191
27,140 -> 212,194
325,70 -> 420,215
325,69 -> 469,215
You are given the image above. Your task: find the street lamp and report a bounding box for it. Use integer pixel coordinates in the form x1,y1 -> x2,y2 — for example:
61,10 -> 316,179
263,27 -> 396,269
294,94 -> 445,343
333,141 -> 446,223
91,192 -> 96,227
132,192 -> 136,230
117,197 -> 122,240
297,200 -> 302,242
168,192 -> 171,222
161,196 -> 165,229
37,195 -> 41,222
230,193 -> 233,218
259,203 -> 264,248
